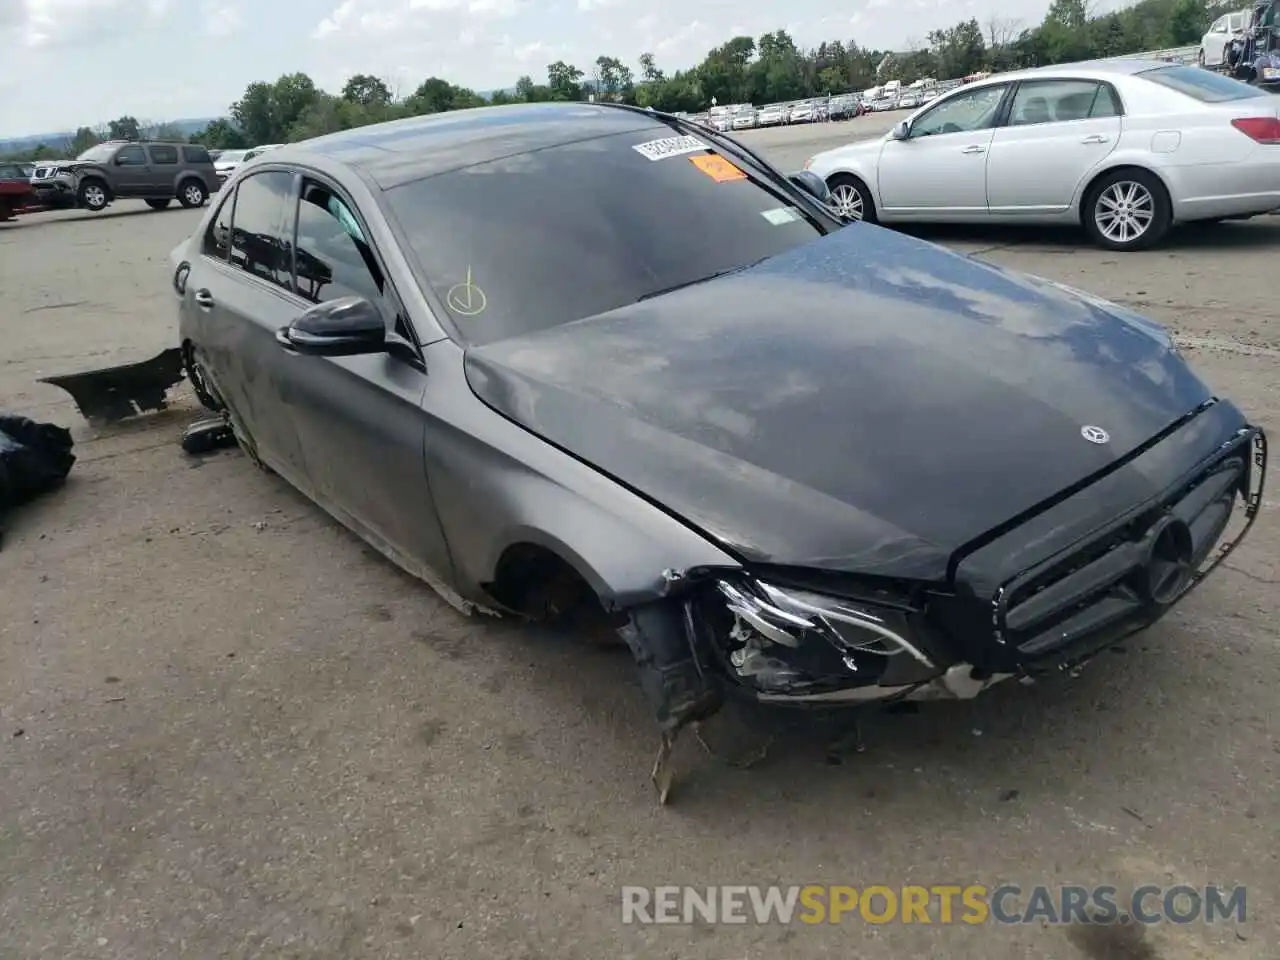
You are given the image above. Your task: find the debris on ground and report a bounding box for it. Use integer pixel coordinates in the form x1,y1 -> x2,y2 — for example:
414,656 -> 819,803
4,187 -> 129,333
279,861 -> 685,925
38,347 -> 185,425
0,413 -> 75,549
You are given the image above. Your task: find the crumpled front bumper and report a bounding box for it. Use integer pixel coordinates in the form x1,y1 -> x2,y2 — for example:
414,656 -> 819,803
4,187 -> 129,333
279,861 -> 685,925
717,425 -> 1267,708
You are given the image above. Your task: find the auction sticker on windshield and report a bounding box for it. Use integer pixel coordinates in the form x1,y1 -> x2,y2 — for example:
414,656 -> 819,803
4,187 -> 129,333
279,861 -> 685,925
689,154 -> 746,182
632,135 -> 709,161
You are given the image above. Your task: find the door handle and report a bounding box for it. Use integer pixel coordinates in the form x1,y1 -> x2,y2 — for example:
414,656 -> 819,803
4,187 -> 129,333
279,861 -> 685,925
961,145 -> 986,154
1081,135 -> 1109,144
194,288 -> 214,309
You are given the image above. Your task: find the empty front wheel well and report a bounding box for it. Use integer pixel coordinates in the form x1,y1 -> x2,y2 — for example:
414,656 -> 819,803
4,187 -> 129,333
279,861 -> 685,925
484,542 -> 626,639
1079,165 -> 1171,223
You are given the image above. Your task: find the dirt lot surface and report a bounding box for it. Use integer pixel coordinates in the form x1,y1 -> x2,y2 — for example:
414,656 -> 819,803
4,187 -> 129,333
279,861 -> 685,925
1,121 -> 1277,960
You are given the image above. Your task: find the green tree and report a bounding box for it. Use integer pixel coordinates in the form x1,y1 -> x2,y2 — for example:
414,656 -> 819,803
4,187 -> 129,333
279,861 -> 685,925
638,52 -> 664,82
929,18 -> 987,79
342,74 -> 393,107
69,127 -> 100,156
592,55 -> 634,102
191,118 -> 247,150
108,115 -> 140,139
547,61 -> 585,100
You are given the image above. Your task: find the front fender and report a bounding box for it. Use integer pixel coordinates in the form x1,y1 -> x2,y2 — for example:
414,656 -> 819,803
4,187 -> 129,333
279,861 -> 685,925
810,143 -> 885,203
420,341 -> 741,611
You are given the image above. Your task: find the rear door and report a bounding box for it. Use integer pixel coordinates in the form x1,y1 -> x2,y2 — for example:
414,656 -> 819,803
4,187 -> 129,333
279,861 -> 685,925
185,168 -> 313,489
146,144 -> 180,195
985,79 -> 1122,215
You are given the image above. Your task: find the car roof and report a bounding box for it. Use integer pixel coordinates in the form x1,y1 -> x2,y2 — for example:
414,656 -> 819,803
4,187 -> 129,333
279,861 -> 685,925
271,101 -> 667,189
969,58 -> 1170,87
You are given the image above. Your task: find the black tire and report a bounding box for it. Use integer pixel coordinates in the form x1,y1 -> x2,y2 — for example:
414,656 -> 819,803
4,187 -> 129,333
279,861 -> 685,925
1197,48 -> 1205,66
77,178 -> 109,212
178,178 -> 207,208
1082,168 -> 1171,251
826,173 -> 877,224
146,199 -> 171,210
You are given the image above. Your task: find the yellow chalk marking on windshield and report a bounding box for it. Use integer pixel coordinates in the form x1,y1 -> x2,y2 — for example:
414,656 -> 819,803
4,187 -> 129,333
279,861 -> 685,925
446,266 -> 487,316
689,154 -> 746,183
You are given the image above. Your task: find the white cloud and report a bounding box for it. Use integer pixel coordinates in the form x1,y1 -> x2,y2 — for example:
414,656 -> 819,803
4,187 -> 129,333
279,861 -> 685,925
202,1 -> 242,37
2,0 -> 1143,138
469,0 -> 524,17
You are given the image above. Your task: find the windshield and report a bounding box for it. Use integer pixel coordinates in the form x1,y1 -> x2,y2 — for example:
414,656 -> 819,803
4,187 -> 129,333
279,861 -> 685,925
385,128 -> 827,346
218,150 -> 249,163
1138,64 -> 1265,102
75,143 -> 117,162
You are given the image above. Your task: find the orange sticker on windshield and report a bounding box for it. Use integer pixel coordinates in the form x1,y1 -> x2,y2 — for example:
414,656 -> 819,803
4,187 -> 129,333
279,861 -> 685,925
689,154 -> 746,183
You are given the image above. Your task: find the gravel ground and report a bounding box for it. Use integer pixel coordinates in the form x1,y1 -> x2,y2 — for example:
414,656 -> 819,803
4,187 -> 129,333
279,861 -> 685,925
1,120 -> 1277,960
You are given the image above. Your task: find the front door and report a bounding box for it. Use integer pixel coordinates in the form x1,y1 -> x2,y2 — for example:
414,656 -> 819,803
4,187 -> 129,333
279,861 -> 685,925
110,144 -> 152,197
876,82 -> 1009,219
986,79 -> 1122,215
275,177 -> 455,585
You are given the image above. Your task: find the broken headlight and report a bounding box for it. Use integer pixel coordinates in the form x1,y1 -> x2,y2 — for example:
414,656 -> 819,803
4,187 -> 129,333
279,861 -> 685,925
713,578 -> 940,696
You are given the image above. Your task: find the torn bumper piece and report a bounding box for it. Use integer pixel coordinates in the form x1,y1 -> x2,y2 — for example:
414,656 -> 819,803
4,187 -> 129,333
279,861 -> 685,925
39,347 -> 186,425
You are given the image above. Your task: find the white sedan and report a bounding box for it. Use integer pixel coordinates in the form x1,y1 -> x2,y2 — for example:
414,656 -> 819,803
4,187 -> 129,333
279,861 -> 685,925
1198,9 -> 1249,67
804,60 -> 1280,251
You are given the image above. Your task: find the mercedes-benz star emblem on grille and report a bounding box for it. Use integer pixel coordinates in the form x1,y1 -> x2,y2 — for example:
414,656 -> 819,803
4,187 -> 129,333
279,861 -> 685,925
1081,425 -> 1110,444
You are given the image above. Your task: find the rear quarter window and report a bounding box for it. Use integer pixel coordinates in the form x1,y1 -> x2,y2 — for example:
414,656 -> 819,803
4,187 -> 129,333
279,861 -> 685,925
1138,65 -> 1266,102
183,146 -> 213,164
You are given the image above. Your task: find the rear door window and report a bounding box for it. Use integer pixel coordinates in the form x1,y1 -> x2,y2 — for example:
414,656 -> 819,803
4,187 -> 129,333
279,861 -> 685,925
203,191 -> 233,260
229,170 -> 294,291
1138,64 -> 1266,102
148,145 -> 179,165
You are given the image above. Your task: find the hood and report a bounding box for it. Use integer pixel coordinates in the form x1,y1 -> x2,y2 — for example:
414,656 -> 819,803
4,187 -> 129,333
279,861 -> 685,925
464,224 -> 1212,582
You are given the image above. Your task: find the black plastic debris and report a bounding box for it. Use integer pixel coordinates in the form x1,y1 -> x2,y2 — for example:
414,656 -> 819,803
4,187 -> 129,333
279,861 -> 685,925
38,347 -> 185,425
0,413 -> 75,548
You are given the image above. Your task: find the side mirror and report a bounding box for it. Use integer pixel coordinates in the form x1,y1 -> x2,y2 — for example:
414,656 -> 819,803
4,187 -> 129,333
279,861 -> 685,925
276,296 -> 386,357
788,170 -> 832,205
890,121 -> 910,141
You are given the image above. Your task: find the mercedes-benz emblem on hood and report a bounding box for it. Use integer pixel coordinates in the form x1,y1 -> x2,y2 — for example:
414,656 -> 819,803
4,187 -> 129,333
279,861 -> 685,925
1081,425 -> 1110,444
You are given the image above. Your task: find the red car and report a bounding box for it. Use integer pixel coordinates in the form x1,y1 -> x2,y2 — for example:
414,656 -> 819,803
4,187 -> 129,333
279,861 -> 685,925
0,162 -> 40,221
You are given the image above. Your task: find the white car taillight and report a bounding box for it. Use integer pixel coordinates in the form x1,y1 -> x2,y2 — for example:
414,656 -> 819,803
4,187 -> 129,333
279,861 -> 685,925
1231,116 -> 1280,144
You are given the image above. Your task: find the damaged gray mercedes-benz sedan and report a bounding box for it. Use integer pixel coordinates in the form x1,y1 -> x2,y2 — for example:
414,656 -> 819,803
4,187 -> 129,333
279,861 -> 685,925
170,102 -> 1265,801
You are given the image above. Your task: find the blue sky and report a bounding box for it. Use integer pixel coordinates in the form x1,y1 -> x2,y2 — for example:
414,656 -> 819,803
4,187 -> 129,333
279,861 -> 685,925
1,0 -> 1106,137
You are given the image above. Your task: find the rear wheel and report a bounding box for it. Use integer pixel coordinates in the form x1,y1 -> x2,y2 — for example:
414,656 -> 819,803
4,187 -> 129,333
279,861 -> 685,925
826,174 -> 877,224
1082,169 -> 1171,251
146,199 -> 171,210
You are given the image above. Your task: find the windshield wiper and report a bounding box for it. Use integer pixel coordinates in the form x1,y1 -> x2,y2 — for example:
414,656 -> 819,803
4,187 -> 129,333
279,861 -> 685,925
636,256 -> 769,302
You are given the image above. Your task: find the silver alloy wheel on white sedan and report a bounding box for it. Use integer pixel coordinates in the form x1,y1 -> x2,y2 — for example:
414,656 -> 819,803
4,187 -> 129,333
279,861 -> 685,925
1093,180 -> 1154,245
830,183 -> 865,221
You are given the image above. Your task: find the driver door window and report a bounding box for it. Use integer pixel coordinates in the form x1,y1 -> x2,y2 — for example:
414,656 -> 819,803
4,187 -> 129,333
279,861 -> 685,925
910,85 -> 1008,137
115,145 -> 146,165
293,181 -> 385,308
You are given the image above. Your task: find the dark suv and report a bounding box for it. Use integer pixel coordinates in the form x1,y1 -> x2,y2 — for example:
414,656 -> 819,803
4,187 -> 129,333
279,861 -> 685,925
32,139 -> 217,213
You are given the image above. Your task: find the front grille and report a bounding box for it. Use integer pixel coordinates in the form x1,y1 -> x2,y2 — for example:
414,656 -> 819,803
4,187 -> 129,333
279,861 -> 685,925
991,427 -> 1266,666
